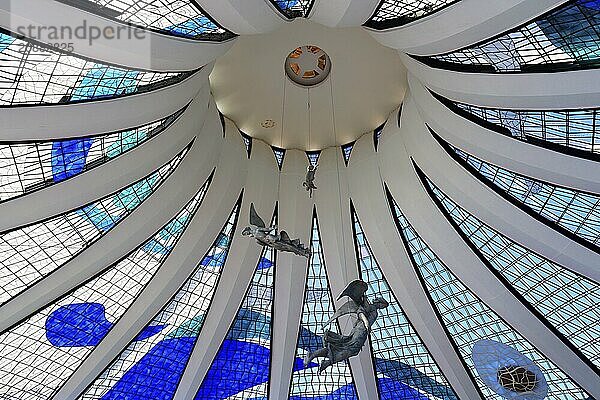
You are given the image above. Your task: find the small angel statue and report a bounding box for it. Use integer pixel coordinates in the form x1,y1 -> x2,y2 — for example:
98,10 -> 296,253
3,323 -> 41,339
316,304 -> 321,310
241,203 -> 311,258
302,164 -> 318,198
304,279 -> 389,372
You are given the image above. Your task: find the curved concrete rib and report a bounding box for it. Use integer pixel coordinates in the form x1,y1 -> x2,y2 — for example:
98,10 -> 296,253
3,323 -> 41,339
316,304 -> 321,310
268,149 -> 314,400
0,100 -> 223,336
310,0 -> 380,27
368,0 -> 562,55
385,97 -> 600,397
0,87 -> 209,233
406,95 -> 600,283
346,133 -> 483,400
0,65 -> 211,141
173,131 -> 279,400
53,108 -> 248,400
314,146 -> 379,400
410,76 -> 600,194
401,53 -> 600,109
0,0 -> 234,71
198,0 -> 285,34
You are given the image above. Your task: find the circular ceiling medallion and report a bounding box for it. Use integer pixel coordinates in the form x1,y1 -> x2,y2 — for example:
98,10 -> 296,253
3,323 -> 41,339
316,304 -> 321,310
284,45 -> 332,87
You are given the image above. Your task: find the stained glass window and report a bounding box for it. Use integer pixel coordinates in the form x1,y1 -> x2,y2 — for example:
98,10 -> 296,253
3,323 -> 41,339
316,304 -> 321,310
416,0 -> 600,73
0,144 -> 189,305
374,123 -> 386,152
0,175 -> 211,400
79,197 -> 241,399
351,209 -> 459,400
0,107 -> 185,202
342,142 -> 355,166
365,0 -> 460,29
270,0 -> 314,18
436,92 -> 600,159
390,187 -> 591,400
288,212 -> 358,399
0,31 -> 188,105
240,130 -> 252,158
195,226 -> 276,398
423,174 -> 600,370
55,0 -> 234,40
306,151 -> 320,167
443,137 -> 600,249
272,146 -> 286,170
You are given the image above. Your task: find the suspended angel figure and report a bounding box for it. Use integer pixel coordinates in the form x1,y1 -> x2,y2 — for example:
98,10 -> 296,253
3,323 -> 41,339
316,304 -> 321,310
241,203 -> 311,258
304,279 -> 389,372
303,164 -> 318,198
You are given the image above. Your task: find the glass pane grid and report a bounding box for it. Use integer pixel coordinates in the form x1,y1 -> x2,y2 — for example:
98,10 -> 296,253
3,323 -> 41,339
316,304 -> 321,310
449,97 -> 600,155
367,0 -> 460,28
270,0 -> 314,18
427,177 -> 600,369
289,215 -> 358,399
195,244 -> 275,399
0,178 -> 210,399
0,146 -> 188,304
0,32 -> 185,105
0,108 -> 183,202
423,0 -> 600,72
352,212 -> 459,400
453,147 -> 600,247
80,200 -> 240,399
55,0 -> 233,40
391,194 -> 590,400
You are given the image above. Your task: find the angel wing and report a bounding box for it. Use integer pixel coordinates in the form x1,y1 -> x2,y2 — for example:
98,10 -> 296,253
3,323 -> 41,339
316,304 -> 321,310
249,203 -> 266,228
337,279 -> 368,305
322,299 -> 360,329
279,230 -> 291,243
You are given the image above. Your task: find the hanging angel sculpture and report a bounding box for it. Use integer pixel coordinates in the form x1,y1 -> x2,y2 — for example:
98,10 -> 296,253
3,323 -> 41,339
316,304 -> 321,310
302,164 -> 318,198
304,279 -> 389,372
241,203 -> 311,258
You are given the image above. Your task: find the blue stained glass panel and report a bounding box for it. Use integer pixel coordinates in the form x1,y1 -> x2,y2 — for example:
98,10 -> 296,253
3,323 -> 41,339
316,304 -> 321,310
79,199 -> 240,400
195,242 -> 276,399
0,178 -> 210,400
0,146 -> 189,304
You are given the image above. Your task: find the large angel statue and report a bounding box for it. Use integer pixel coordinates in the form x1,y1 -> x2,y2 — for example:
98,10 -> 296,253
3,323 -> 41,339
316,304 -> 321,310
304,279 -> 389,372
302,164 -> 318,198
241,203 -> 311,258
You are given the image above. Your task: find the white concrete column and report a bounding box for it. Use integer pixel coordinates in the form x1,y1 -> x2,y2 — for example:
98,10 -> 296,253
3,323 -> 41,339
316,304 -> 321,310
0,0 -> 234,71
53,109 -> 249,400
309,0 -> 380,27
410,76 -> 600,194
314,146 -> 379,400
347,133 -> 483,400
402,54 -> 600,109
381,95 -> 600,397
0,65 -> 211,141
0,87 -> 209,233
367,0 -> 563,55
0,100 -> 222,334
198,0 -> 285,34
269,149 -> 314,400
174,130 -> 279,400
